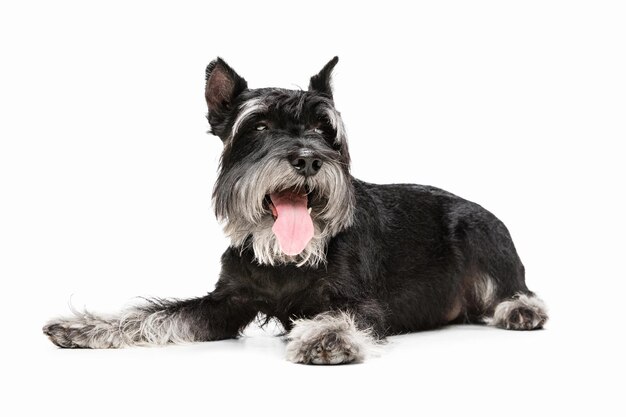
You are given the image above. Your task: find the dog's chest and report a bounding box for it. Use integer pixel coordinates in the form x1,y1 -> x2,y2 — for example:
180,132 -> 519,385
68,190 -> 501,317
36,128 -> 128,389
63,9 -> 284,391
246,267 -> 333,318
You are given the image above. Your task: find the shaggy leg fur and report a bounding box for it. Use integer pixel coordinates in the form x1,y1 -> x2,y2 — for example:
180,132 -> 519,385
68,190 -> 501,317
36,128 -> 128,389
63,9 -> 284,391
486,293 -> 548,330
285,311 -> 380,365
43,296 -> 257,348
43,300 -> 200,348
44,310 -> 127,348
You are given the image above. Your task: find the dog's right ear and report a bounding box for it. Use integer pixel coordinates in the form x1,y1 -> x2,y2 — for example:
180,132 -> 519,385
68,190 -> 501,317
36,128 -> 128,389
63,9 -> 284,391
205,58 -> 248,135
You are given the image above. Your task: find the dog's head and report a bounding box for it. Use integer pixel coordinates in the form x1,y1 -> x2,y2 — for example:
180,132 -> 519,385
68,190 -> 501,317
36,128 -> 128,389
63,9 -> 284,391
205,57 -> 355,267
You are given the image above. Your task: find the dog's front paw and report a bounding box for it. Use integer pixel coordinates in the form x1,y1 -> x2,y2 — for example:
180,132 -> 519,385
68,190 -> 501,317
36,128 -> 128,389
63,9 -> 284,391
43,321 -> 85,348
285,311 -> 379,365
43,313 -> 123,349
286,329 -> 358,365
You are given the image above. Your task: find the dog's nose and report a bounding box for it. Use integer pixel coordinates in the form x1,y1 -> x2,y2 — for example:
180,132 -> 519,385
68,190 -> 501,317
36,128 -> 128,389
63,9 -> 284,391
289,152 -> 323,177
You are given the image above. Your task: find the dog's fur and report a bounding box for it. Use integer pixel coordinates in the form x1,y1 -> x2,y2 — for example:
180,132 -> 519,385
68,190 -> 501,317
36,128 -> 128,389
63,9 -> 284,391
43,57 -> 548,364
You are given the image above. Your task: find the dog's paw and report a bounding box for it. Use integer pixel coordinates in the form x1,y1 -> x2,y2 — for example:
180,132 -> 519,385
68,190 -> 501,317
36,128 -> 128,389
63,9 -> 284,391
43,321 -> 83,348
43,313 -> 123,349
487,293 -> 548,330
504,305 -> 548,330
285,311 -> 379,365
287,329 -> 358,365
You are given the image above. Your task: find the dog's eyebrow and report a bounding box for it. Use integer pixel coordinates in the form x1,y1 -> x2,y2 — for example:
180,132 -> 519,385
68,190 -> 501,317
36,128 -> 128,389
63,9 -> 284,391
305,96 -> 346,144
321,106 -> 346,144
230,98 -> 267,141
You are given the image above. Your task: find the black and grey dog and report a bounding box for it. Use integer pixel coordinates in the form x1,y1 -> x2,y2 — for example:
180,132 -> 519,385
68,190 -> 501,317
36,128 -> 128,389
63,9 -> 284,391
43,57 -> 548,364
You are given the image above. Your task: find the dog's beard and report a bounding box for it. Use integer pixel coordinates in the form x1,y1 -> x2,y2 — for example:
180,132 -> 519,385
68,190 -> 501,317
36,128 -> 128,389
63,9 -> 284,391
213,157 -> 354,267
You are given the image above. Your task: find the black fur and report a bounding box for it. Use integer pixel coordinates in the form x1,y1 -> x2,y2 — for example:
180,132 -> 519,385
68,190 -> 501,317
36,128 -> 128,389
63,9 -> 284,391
209,180 -> 529,336
44,57 -> 547,362
201,57 -> 540,336
308,56 -> 339,99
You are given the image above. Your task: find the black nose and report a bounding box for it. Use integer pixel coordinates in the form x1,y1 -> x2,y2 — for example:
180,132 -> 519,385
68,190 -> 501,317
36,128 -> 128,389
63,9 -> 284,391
289,152 -> 323,177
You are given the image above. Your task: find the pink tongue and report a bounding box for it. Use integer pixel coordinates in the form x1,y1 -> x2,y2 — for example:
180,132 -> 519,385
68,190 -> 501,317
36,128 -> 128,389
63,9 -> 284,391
270,191 -> 314,256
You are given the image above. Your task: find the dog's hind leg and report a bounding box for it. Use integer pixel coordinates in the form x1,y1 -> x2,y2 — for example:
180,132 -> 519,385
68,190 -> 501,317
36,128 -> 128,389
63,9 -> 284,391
456,202 -> 548,330
466,273 -> 548,330
43,294 -> 258,348
485,292 -> 548,330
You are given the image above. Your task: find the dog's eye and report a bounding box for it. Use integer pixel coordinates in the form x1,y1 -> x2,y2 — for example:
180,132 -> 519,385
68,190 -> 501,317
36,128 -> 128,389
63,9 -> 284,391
255,123 -> 268,131
313,128 -> 324,134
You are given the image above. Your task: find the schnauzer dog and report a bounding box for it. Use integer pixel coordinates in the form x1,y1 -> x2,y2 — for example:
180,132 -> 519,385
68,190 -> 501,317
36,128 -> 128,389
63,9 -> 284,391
43,57 -> 548,364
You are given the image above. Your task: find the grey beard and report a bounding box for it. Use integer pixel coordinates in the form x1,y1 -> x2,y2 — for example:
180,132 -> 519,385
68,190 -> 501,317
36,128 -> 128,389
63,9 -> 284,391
213,157 -> 354,267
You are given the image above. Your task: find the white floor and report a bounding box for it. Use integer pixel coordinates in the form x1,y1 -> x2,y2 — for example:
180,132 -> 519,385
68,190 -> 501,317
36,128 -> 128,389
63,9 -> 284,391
8,311 -> 620,417
2,1 -> 625,415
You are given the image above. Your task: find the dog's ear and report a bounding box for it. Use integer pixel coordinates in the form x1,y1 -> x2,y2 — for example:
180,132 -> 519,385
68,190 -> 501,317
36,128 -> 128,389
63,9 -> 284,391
308,56 -> 339,99
205,58 -> 248,132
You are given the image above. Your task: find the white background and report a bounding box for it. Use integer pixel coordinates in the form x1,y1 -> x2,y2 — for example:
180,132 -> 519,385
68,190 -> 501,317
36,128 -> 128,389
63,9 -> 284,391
1,1 -> 625,416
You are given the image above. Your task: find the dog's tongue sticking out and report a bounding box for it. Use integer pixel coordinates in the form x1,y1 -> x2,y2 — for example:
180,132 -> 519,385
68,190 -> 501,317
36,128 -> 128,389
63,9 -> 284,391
270,191 -> 314,256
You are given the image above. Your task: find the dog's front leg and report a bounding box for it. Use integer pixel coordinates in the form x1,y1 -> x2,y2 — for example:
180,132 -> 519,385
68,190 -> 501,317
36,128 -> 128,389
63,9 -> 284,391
43,292 -> 258,349
285,310 -> 382,365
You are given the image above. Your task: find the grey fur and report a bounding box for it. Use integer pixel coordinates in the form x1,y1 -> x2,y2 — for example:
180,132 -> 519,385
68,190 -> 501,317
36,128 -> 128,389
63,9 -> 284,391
227,97 -> 267,146
486,293 -> 548,330
42,299 -> 196,348
285,311 -> 380,365
474,273 -> 497,311
214,143 -> 354,267
322,103 -> 347,144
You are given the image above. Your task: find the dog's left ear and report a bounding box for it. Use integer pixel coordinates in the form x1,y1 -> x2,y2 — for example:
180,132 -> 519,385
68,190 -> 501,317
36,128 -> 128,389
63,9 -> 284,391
309,56 -> 339,99
205,58 -> 248,135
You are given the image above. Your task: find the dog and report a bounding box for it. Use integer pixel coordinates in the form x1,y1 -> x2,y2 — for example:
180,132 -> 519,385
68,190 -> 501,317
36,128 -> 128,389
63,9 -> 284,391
43,57 -> 548,364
